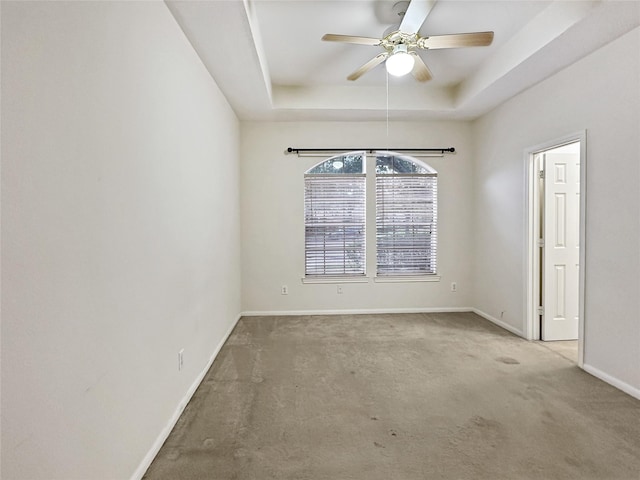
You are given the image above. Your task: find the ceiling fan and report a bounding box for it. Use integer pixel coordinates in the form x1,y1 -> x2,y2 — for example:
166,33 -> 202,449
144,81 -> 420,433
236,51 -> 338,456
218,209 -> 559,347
322,0 -> 494,82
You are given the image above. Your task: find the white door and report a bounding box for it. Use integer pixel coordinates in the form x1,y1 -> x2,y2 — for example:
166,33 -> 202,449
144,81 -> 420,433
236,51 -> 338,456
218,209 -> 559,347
542,152 -> 580,340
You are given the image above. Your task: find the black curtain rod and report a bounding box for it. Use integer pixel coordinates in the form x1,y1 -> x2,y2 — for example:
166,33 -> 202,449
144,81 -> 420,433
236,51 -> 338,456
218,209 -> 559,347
287,147 -> 455,154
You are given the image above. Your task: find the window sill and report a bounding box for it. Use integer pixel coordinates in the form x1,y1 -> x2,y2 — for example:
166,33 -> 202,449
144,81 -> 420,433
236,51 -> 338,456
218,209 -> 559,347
302,276 -> 369,284
374,275 -> 441,283
301,275 -> 441,284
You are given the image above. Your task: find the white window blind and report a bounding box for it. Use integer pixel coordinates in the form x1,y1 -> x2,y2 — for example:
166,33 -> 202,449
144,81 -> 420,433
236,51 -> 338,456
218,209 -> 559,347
376,173 -> 437,275
305,175 -> 366,276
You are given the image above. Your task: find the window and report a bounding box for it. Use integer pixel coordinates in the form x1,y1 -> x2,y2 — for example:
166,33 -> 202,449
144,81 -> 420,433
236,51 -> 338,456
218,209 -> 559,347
304,152 -> 437,278
376,154 -> 437,275
304,153 -> 366,276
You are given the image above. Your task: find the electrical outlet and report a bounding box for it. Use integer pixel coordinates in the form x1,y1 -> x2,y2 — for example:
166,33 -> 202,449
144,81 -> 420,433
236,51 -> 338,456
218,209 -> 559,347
337,285 -> 343,294
451,282 -> 457,292
178,349 -> 184,371
281,285 -> 288,295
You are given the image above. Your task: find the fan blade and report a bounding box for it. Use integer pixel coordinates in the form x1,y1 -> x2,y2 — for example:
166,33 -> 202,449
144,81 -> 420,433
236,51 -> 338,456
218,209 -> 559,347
322,34 -> 381,46
418,32 -> 494,49
347,53 -> 389,81
410,52 -> 432,82
399,0 -> 437,34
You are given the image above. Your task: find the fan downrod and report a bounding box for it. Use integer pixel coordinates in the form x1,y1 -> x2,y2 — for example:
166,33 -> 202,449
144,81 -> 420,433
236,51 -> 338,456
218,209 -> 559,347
392,1 -> 410,19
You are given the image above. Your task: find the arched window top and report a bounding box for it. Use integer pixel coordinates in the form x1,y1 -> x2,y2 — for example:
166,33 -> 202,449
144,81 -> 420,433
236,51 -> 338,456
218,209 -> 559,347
375,152 -> 436,175
305,151 -> 436,175
306,152 -> 365,174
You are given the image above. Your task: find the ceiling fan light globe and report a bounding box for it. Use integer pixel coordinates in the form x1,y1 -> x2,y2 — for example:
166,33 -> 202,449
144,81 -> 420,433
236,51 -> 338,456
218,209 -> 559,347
386,51 -> 414,76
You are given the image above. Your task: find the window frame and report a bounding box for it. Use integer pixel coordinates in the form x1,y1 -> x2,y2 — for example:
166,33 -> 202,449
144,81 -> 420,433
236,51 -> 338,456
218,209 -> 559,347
303,153 -> 367,278
302,151 -> 440,283
375,154 -> 438,277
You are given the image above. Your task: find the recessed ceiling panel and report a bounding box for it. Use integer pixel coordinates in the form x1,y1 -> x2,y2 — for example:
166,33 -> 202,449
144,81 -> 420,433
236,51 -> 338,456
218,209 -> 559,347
253,0 -> 550,87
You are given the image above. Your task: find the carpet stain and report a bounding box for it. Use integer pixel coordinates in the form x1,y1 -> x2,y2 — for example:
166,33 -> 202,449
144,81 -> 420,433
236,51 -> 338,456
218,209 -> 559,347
542,410 -> 555,421
496,356 -> 520,364
524,384 -> 544,400
202,438 -> 215,448
449,415 -> 505,450
564,456 -> 580,467
165,448 -> 180,461
233,448 -> 249,458
373,441 -> 385,448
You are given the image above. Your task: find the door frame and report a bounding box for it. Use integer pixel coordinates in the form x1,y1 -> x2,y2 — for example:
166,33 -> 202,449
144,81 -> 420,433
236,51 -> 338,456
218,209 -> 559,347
524,131 -> 586,366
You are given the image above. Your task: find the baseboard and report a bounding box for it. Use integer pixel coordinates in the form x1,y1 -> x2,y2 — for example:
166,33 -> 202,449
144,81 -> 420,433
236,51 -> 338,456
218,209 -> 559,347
130,313 -> 242,480
241,307 -> 474,316
582,364 -> 640,400
472,308 -> 526,338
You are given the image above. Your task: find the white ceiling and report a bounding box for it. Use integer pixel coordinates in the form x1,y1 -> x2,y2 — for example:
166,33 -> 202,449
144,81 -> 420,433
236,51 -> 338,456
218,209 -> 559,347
166,0 -> 640,121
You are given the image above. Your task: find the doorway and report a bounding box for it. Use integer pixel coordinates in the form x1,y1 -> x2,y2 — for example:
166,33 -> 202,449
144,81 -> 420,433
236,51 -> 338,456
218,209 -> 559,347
526,133 -> 586,366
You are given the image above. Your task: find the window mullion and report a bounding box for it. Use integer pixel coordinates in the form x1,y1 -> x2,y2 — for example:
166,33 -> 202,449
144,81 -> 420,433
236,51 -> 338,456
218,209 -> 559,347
365,153 -> 377,277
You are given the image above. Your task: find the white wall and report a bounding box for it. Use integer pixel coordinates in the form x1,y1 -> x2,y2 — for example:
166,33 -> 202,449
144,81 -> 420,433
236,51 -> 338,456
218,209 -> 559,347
1,2 -> 241,478
240,121 -> 474,314
472,28 -> 640,393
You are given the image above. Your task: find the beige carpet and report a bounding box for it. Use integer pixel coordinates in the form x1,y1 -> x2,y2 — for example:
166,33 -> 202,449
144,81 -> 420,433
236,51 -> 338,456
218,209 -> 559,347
538,340 -> 578,363
144,312 -> 640,479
